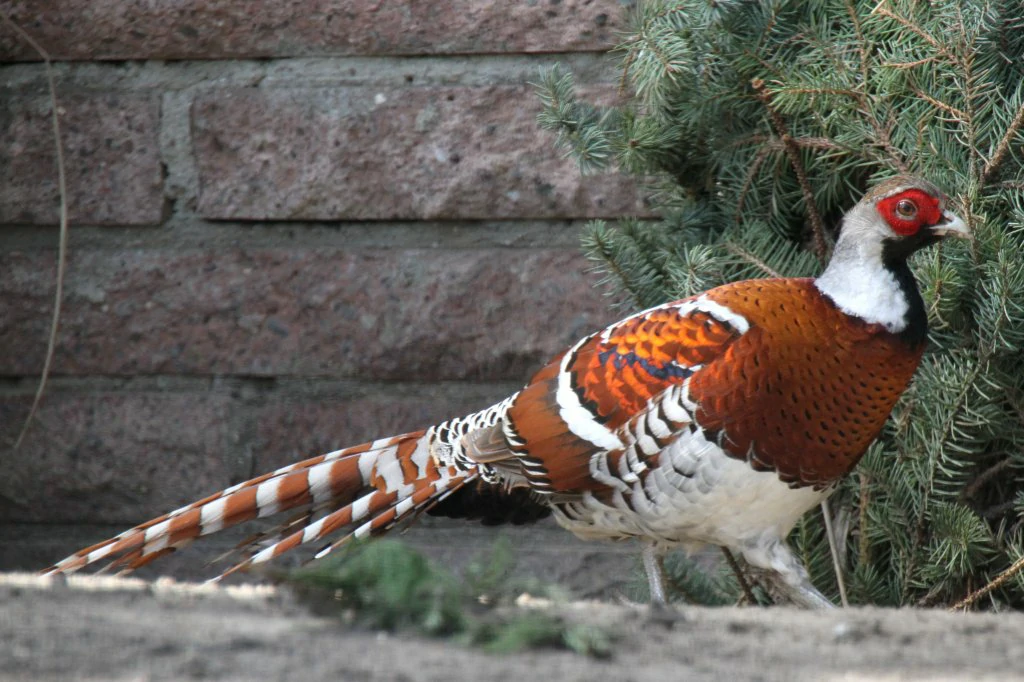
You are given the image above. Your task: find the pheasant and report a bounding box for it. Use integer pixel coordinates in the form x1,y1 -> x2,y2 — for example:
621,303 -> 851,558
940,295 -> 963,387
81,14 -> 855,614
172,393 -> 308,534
43,176 -> 968,608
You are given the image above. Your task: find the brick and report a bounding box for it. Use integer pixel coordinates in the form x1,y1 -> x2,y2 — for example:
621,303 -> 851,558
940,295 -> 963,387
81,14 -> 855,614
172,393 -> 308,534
0,0 -> 627,61
248,390 -> 513,473
193,86 -> 648,221
0,392 -> 234,523
0,93 -> 164,225
0,247 -> 617,380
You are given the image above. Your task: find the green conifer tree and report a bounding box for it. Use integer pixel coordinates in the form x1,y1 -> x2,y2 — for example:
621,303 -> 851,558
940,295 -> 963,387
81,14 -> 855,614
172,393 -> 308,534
539,0 -> 1024,609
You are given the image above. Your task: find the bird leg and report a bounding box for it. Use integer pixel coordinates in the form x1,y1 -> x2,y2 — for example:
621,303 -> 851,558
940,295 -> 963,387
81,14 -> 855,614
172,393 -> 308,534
641,544 -> 683,625
740,537 -> 836,609
642,544 -> 669,606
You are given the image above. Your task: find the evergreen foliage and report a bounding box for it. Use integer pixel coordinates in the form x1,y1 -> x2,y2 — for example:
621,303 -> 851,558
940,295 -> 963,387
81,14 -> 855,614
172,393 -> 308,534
539,0 -> 1024,609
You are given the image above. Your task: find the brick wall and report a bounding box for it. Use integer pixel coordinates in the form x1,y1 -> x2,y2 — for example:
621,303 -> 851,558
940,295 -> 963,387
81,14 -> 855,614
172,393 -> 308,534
0,1 -> 646,581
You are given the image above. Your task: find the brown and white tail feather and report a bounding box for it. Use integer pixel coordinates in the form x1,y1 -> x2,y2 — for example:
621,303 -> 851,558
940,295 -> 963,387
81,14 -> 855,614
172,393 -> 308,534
222,468 -> 473,578
42,429 -> 473,578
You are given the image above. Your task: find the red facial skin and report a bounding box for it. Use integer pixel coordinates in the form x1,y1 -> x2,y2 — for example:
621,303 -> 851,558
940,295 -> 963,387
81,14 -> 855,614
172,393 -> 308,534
876,189 -> 943,236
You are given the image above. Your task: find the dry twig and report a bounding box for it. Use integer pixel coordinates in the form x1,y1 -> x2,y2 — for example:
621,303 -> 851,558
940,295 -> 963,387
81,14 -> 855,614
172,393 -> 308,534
0,12 -> 69,449
750,78 -> 830,265
721,547 -> 758,606
951,553 -> 1024,612
821,498 -> 849,607
983,102 -> 1024,184
725,243 -> 783,278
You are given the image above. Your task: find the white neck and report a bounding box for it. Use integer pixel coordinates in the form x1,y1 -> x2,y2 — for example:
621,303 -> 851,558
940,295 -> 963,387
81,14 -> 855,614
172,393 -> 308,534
813,208 -> 910,332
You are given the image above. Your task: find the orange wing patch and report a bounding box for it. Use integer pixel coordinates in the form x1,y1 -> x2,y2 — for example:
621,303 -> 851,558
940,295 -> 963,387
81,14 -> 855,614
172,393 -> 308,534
580,306 -> 746,420
505,299 -> 749,494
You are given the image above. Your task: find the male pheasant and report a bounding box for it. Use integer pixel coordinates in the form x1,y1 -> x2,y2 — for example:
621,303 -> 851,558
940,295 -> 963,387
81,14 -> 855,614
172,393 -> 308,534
43,176 -> 968,608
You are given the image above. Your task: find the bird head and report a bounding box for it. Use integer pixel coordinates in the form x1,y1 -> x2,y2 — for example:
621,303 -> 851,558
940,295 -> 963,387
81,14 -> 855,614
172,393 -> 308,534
815,176 -> 969,337
837,175 -> 969,265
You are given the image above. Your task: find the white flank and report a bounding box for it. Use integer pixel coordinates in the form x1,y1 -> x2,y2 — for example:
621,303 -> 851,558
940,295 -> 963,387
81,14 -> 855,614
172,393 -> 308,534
624,446 -> 646,476
635,432 -> 660,457
255,479 -> 282,518
661,388 -> 691,424
199,498 -> 228,535
555,427 -> 828,550
616,450 -> 640,483
555,335 -> 623,451
645,410 -> 672,440
588,453 -> 630,492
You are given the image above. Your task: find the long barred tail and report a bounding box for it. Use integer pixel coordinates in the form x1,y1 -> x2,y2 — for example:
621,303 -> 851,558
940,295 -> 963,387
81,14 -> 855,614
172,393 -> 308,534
42,430 -> 476,579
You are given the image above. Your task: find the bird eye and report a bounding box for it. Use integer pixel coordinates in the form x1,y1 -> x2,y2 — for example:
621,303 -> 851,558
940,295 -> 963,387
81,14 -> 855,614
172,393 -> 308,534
896,199 -> 917,218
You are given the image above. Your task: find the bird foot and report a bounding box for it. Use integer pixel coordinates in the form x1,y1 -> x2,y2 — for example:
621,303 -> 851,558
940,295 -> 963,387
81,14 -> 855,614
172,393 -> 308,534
645,599 -> 684,628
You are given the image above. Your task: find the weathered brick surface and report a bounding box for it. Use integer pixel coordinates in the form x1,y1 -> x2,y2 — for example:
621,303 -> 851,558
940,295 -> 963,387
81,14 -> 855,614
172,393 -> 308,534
1,248 -> 616,380
193,86 -> 647,221
0,93 -> 164,225
248,390 -> 512,473
0,0 -> 626,61
0,393 -> 234,523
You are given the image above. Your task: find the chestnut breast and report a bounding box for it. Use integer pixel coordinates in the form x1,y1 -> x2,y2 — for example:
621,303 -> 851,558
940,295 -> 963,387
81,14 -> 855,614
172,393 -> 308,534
690,278 -> 924,487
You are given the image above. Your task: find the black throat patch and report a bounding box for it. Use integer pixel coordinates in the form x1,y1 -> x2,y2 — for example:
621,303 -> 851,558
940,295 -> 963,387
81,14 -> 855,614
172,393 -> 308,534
881,231 -> 937,347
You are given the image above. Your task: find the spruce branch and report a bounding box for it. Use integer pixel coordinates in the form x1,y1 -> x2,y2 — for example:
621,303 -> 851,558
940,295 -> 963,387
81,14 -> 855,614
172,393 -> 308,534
859,473 -> 872,569
903,360 -> 985,601
844,0 -> 909,172
725,243 -> 782,278
729,135 -> 845,152
911,86 -> 971,122
959,458 -> 1013,504
872,4 -> 962,67
720,548 -> 757,606
950,551 -> 1024,611
751,78 -> 829,265
982,101 -> 1024,184
735,146 -> 772,223
883,57 -> 938,70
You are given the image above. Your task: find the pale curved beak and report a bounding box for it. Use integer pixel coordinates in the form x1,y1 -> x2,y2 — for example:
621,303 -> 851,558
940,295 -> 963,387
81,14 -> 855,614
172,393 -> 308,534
932,210 -> 970,239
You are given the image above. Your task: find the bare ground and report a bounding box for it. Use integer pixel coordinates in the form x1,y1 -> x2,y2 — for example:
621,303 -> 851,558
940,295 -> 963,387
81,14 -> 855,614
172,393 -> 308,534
2,572 -> 1022,682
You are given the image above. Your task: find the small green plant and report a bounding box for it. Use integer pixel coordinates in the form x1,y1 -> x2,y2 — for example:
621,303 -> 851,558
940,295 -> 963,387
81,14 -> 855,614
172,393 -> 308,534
285,538 -> 611,658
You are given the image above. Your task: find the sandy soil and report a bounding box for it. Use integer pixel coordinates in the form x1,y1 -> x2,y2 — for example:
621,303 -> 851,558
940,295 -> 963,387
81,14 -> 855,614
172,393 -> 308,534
2,572 -> 1022,682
